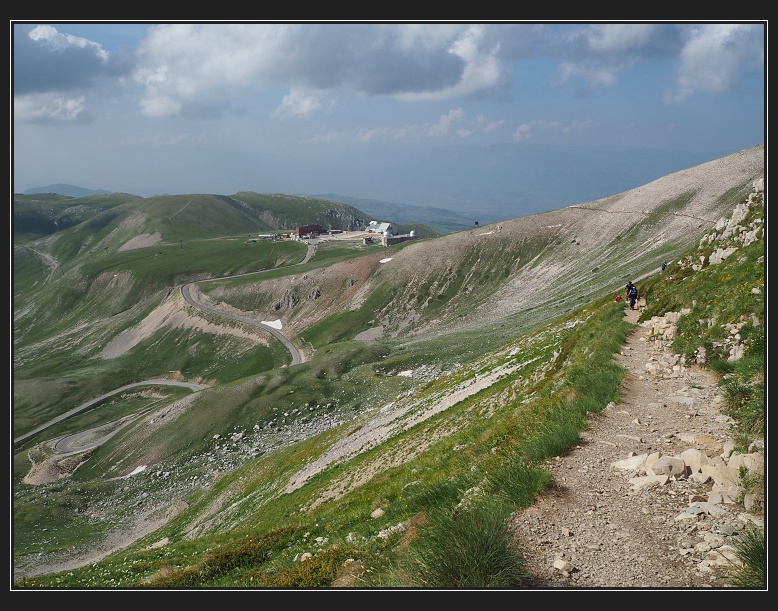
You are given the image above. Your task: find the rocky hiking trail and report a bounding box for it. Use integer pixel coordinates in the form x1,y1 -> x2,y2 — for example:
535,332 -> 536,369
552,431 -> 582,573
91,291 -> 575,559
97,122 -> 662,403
510,302 -> 765,589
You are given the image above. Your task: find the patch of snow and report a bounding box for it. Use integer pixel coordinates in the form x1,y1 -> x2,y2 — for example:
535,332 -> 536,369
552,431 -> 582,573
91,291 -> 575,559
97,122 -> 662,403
125,465 -> 147,478
261,319 -> 283,329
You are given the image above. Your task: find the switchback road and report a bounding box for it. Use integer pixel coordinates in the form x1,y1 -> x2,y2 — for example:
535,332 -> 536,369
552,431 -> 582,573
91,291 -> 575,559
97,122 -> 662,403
13,380 -> 207,446
15,242 -> 315,448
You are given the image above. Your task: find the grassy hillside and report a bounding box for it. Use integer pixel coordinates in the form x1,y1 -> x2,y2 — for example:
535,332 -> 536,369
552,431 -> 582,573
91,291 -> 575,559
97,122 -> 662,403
12,145 -> 764,587
12,190 -> 437,247
13,192 -> 142,244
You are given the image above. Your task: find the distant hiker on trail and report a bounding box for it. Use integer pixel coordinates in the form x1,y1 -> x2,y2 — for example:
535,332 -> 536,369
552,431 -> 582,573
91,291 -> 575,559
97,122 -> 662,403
661,262 -> 667,271
626,282 -> 639,310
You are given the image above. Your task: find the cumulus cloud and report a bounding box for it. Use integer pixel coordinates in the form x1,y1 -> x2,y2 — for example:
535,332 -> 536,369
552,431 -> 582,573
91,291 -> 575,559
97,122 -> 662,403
582,23 -> 658,54
310,107 -> 506,145
13,22 -> 764,130
550,24 -> 668,94
396,25 -> 504,101
557,22 -> 763,104
513,118 -> 591,142
13,94 -> 91,124
127,23 -> 509,118
28,25 -> 110,60
665,23 -> 764,104
555,60 -> 622,90
427,108 -> 465,136
355,127 -> 395,143
272,90 -> 330,118
475,115 -> 507,132
13,23 -> 132,126
13,24 -> 127,96
553,23 -> 679,95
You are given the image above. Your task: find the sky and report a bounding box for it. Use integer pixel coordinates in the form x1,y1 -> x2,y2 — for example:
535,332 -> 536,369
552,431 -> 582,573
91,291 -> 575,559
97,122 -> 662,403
11,21 -> 766,223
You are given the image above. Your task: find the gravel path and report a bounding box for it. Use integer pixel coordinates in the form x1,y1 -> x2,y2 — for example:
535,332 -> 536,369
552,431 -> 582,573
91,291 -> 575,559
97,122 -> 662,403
510,304 -> 761,589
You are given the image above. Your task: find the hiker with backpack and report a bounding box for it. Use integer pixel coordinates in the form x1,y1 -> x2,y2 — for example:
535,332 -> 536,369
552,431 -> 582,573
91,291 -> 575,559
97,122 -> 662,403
626,282 -> 639,310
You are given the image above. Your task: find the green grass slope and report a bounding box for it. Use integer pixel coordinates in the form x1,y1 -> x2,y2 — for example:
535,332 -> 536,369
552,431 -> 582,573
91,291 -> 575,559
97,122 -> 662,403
12,145 -> 764,588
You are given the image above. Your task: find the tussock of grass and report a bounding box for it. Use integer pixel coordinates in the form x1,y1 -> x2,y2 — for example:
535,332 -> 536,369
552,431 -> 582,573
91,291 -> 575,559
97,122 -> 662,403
398,500 -> 525,588
486,459 -> 552,509
728,529 -> 765,589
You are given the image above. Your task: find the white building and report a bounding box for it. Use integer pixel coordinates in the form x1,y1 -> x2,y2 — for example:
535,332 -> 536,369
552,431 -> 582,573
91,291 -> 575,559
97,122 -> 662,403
367,222 -> 393,235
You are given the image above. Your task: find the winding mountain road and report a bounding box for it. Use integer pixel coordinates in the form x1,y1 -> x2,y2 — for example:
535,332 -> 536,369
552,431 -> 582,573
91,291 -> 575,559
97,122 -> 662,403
15,242 -> 316,448
180,241 -> 316,366
13,380 -> 207,446
180,282 -> 301,365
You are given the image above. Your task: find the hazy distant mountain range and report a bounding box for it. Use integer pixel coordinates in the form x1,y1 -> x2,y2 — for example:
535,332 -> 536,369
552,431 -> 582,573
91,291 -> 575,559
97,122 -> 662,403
310,193 -> 477,233
19,142 -> 744,226
22,183 -> 112,198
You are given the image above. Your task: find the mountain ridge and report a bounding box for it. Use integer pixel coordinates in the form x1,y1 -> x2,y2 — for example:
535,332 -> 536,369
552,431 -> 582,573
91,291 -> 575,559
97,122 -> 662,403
21,183 -> 113,198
